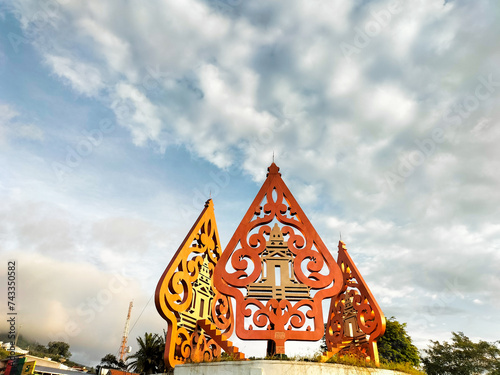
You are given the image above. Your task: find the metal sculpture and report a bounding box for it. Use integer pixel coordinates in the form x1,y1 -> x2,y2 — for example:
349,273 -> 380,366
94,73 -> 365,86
155,200 -> 241,369
155,163 -> 385,367
213,163 -> 344,355
324,240 -> 386,365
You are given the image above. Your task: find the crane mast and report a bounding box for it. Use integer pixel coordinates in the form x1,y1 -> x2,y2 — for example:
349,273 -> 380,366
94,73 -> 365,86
119,301 -> 133,362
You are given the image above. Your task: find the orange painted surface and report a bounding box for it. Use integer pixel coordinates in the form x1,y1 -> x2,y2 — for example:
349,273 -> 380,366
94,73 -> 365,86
325,241 -> 386,366
214,163 -> 343,352
155,199 -> 234,368
155,164 -> 385,365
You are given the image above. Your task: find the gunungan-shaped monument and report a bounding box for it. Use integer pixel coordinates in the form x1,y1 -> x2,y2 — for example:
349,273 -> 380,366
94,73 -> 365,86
155,163 -> 385,369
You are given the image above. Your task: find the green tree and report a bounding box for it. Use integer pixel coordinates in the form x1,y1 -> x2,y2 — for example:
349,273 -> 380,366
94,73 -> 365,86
422,331 -> 500,375
31,341 -> 47,353
377,317 -> 420,367
127,333 -> 165,374
98,354 -> 127,370
47,341 -> 72,359
0,347 -> 10,359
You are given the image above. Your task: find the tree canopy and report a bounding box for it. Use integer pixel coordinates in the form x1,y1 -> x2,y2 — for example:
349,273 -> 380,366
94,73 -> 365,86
422,331 -> 500,375
377,317 -> 420,367
127,332 -> 165,374
318,317 -> 420,368
98,354 -> 127,370
47,341 -> 72,358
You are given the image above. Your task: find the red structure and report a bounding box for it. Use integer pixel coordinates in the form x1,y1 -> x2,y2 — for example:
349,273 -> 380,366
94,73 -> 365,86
155,200 -> 240,368
119,301 -> 133,362
213,163 -> 344,355
324,241 -> 386,364
156,162 -> 385,368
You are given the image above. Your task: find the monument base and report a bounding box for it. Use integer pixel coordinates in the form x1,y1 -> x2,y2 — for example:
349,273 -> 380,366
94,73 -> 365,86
174,360 -> 407,375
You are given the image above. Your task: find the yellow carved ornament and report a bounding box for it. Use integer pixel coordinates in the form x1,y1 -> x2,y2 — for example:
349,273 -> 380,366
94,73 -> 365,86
155,199 -> 234,368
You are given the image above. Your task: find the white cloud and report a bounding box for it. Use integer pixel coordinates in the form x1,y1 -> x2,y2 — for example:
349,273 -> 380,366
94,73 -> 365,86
45,55 -> 104,97
0,251 -> 160,364
0,103 -> 20,143
4,0 -> 500,364
111,82 -> 163,146
363,84 -> 417,127
328,60 -> 362,97
76,17 -> 135,82
0,103 -> 44,143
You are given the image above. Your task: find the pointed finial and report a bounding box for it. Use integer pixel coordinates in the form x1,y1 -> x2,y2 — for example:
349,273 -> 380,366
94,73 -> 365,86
266,162 -> 281,177
340,231 -> 342,241
338,239 -> 347,251
273,151 -> 275,163
209,189 -> 212,199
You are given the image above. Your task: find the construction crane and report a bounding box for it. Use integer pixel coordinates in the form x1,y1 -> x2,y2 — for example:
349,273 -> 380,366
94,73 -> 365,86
119,301 -> 133,362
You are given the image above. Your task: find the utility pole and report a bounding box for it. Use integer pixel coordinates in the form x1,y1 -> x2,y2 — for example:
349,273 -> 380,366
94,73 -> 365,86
119,302 -> 133,362
14,324 -> 22,348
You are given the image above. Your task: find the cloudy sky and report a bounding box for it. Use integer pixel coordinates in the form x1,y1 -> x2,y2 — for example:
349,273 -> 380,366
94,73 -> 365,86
1,0 -> 499,367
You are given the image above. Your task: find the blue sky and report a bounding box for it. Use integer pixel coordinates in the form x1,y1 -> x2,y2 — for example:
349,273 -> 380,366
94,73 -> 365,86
1,0 -> 500,366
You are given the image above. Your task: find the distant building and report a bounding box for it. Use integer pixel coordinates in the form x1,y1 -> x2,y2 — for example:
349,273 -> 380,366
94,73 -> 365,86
24,355 -> 69,370
0,343 -> 29,355
99,369 -> 139,375
0,354 -> 88,375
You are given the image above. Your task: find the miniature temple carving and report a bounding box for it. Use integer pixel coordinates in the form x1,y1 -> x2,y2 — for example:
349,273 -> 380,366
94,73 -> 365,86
343,293 -> 366,340
178,255 -> 214,332
247,223 -> 310,301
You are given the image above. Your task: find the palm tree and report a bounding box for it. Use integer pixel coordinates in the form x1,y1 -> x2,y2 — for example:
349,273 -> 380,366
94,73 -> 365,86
127,333 -> 165,375
99,353 -> 127,370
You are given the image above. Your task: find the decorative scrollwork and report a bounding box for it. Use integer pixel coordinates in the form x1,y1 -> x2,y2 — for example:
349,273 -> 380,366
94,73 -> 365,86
214,163 -> 343,354
155,200 -> 234,368
325,241 -> 386,366
154,163 -> 386,366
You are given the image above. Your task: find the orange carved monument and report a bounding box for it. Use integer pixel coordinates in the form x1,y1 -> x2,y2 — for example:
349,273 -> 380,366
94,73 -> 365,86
155,200 -> 243,368
324,241 -> 386,364
213,163 -> 343,355
155,163 -> 385,369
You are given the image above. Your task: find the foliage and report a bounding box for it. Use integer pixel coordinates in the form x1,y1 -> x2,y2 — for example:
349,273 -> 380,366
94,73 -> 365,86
381,361 -> 426,375
98,353 -> 127,370
29,341 -> 47,353
422,331 -> 500,375
246,352 -> 423,373
326,354 -> 425,375
217,352 -> 237,361
319,317 -> 420,369
378,317 -> 420,367
127,333 -> 165,374
47,341 -> 72,358
0,333 -> 30,348
0,333 -> 85,368
0,347 -> 10,359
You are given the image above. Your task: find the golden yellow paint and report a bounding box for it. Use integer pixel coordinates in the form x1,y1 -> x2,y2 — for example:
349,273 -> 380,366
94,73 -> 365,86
155,199 -> 234,369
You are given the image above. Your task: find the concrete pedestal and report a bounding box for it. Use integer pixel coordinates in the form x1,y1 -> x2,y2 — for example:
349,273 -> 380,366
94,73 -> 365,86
174,360 -> 407,375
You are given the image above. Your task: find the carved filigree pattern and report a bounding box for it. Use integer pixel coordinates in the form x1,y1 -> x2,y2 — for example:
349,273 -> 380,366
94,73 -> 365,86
155,200 -> 234,368
325,241 -> 386,366
214,163 -> 343,354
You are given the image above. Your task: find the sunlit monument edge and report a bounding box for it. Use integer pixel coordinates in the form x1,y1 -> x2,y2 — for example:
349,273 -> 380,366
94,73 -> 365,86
155,163 -> 386,369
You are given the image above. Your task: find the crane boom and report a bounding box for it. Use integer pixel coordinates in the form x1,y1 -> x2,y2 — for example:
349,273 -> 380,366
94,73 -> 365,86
119,301 -> 133,362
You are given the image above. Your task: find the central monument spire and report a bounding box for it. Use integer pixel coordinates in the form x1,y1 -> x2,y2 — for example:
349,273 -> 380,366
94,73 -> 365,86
213,162 -> 343,355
